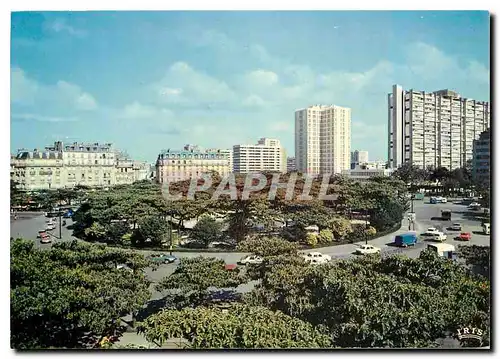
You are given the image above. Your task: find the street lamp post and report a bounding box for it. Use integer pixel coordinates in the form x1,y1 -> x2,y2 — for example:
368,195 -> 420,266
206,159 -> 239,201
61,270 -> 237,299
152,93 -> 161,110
408,194 -> 416,231
59,210 -> 62,239
167,213 -> 173,255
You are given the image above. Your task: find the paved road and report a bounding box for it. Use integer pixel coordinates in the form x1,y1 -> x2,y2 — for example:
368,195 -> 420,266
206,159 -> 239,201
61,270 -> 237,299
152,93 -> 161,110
10,199 -> 490,276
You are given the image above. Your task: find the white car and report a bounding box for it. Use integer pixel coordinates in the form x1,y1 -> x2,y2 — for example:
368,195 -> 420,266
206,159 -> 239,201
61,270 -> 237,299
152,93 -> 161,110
450,223 -> 462,231
437,197 -> 447,203
302,252 -> 331,264
355,244 -> 381,255
430,232 -> 447,242
46,223 -> 56,231
238,255 -> 264,265
40,235 -> 52,244
422,227 -> 440,236
468,202 -> 481,210
116,264 -> 133,272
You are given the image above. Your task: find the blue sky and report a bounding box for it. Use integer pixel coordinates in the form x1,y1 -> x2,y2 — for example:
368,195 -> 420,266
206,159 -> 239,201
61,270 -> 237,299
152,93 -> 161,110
10,11 -> 490,162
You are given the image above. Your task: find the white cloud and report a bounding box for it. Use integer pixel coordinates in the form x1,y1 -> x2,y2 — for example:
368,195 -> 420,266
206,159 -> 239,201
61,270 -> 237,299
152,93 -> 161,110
11,68 -> 39,105
245,69 -> 279,87
10,67 -> 98,123
159,87 -> 183,96
46,18 -> 87,38
465,60 -> 490,84
243,94 -> 266,107
119,102 -> 173,120
403,42 -> 490,88
153,61 -> 237,106
76,93 -> 98,110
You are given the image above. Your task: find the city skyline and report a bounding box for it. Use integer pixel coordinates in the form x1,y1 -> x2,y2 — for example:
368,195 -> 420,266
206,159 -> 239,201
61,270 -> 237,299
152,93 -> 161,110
11,11 -> 490,162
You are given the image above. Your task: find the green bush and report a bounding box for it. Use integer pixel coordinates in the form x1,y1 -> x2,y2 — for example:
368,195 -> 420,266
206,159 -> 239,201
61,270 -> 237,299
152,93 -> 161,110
318,229 -> 334,244
306,233 -> 318,247
365,226 -> 377,237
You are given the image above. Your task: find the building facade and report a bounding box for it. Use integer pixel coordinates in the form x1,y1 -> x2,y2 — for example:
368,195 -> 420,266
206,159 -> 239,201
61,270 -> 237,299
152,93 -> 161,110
362,160 -> 387,170
156,145 -> 231,183
388,85 -> 490,170
472,128 -> 490,185
287,157 -> 297,172
115,159 -> 151,185
295,104 -> 351,175
350,150 -> 369,169
342,165 -> 393,183
207,148 -> 233,172
233,138 -> 286,173
11,149 -> 65,191
11,141 -> 147,191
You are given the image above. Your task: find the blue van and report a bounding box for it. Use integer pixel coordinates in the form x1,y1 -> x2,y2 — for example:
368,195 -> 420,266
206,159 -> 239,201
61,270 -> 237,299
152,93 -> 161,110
394,232 -> 418,247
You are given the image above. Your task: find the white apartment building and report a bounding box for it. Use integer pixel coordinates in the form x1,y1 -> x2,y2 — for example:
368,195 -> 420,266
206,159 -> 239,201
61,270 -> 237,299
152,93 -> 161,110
342,166 -> 393,183
11,141 -> 149,191
295,105 -> 351,175
233,138 -> 286,173
115,159 -> 151,185
388,85 -> 490,170
207,148 -> 233,172
156,145 -> 231,183
12,149 -> 65,190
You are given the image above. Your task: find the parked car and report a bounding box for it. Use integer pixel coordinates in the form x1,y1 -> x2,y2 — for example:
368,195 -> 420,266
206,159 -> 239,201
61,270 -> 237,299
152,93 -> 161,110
62,209 -> 74,218
46,223 -> 56,231
148,253 -> 177,264
394,233 -> 417,247
37,230 -> 47,238
302,252 -> 331,264
238,255 -> 264,265
456,232 -> 471,241
355,244 -> 381,255
482,223 -> 490,235
40,233 -> 52,244
450,223 -> 462,231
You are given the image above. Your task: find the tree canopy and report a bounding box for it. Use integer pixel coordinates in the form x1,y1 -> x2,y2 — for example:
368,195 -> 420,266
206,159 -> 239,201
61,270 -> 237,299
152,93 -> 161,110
137,304 -> 332,349
11,239 -> 151,349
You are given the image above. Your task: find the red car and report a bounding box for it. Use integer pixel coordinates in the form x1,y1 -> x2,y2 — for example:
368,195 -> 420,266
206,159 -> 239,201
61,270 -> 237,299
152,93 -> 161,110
225,264 -> 238,271
457,232 -> 471,241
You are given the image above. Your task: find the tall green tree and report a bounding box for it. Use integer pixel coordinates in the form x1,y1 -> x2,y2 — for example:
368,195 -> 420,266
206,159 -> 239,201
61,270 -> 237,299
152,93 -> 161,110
11,239 -> 151,349
134,216 -> 168,247
155,257 -> 246,308
246,250 -> 490,348
190,216 -> 223,248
